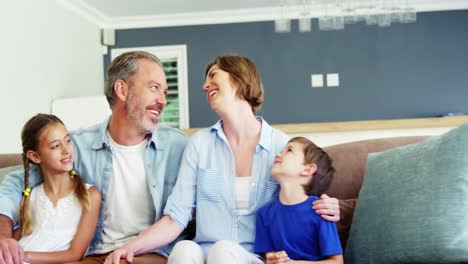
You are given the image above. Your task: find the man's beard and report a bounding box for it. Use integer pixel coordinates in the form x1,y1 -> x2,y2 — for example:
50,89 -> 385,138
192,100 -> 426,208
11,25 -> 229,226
127,92 -> 158,134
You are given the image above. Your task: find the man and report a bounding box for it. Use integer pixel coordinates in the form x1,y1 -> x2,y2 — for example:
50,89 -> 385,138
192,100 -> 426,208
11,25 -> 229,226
0,51 -> 188,264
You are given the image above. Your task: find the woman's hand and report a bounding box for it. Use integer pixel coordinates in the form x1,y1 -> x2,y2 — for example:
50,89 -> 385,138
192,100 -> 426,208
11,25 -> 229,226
104,245 -> 136,264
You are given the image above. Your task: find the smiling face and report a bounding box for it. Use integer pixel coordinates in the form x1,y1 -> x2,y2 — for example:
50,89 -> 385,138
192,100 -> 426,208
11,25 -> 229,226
203,64 -> 238,112
126,58 -> 168,133
29,123 -> 74,175
203,55 -> 264,114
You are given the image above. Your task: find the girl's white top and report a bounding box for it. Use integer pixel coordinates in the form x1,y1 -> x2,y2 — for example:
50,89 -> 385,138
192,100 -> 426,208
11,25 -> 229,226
19,183 -> 90,252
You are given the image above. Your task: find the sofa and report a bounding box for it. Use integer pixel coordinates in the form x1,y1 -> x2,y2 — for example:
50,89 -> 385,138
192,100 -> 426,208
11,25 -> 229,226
319,136 -> 427,250
0,136 -> 427,246
0,154 -> 22,170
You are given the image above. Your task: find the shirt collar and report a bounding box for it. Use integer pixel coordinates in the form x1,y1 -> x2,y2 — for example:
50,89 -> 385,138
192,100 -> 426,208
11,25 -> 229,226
210,116 -> 273,152
91,117 -> 110,150
149,125 -> 162,150
91,116 -> 160,150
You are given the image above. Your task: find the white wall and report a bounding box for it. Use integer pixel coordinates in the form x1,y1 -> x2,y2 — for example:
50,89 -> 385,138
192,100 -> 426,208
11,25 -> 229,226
0,0 -> 103,153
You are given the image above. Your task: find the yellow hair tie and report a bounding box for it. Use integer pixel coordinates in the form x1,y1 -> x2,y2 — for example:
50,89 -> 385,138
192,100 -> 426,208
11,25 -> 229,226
23,188 -> 31,197
70,170 -> 77,179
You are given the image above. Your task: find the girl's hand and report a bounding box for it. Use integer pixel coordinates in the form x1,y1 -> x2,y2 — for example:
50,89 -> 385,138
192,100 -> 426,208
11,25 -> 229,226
265,251 -> 291,264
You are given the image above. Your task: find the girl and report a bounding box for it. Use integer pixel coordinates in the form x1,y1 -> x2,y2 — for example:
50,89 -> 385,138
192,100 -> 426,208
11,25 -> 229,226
16,113 -> 101,264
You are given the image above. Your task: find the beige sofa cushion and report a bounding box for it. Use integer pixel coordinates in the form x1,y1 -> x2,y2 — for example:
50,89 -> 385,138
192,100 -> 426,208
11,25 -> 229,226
0,154 -> 21,169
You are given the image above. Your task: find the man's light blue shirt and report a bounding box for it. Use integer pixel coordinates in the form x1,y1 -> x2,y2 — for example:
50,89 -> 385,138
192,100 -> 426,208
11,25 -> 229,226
0,117 -> 188,255
164,117 -> 289,253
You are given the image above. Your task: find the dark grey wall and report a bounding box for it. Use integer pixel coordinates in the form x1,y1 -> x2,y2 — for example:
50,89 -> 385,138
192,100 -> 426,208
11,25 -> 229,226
104,10 -> 468,128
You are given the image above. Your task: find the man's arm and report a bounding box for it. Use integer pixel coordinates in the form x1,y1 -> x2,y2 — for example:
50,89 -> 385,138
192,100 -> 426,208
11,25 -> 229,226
0,215 -> 13,239
0,166 -> 33,264
0,214 -> 24,264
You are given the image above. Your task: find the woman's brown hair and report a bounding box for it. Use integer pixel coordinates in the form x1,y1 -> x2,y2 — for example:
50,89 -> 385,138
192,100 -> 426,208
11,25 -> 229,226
20,113 -> 89,236
205,55 -> 264,113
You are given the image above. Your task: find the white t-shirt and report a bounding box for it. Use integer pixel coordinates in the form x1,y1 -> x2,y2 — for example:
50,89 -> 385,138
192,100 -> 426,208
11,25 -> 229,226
19,184 -> 91,252
93,134 -> 155,254
235,176 -> 251,215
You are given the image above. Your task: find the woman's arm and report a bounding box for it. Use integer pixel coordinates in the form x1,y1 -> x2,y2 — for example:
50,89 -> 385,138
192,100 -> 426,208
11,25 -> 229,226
104,215 -> 183,264
24,186 -> 101,264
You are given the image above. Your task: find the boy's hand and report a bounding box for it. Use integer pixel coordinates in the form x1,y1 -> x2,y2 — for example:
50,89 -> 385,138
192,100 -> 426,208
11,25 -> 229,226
266,251 -> 291,264
312,194 -> 340,222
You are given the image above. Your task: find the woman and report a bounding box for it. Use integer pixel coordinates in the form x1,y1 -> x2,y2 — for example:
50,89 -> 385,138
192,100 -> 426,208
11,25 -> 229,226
105,55 -> 340,264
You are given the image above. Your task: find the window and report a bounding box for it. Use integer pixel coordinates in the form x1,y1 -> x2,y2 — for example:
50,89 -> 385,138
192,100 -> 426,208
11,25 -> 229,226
111,45 -> 189,128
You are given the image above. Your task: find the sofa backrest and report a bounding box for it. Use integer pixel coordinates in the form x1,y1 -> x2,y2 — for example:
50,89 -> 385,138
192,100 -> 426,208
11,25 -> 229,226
0,136 -> 429,249
324,136 -> 427,200
0,154 -> 22,169
1,136 -> 428,195
0,154 -> 22,186
321,136 -> 428,249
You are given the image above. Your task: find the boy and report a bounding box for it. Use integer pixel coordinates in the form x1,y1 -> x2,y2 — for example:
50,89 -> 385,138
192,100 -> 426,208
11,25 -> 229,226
255,137 -> 343,264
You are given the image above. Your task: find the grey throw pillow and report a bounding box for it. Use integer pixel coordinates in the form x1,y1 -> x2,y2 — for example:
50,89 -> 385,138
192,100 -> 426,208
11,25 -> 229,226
345,122 -> 468,263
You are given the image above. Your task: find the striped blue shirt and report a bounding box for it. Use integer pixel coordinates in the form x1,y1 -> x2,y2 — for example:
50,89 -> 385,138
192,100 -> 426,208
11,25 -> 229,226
164,117 -> 289,253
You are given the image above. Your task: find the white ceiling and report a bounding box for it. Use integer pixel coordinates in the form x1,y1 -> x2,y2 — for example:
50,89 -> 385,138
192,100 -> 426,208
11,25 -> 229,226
60,0 -> 468,29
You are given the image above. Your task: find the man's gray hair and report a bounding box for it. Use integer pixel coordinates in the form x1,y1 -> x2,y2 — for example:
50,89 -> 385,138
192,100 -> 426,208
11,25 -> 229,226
105,51 -> 162,107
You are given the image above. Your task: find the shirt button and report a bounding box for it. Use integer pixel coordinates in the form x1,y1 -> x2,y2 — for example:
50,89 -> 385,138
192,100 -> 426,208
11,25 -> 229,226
152,184 -> 156,188
251,182 -> 255,187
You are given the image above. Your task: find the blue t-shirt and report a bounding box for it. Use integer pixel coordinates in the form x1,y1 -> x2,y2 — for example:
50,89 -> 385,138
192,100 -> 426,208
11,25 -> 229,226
254,195 -> 343,261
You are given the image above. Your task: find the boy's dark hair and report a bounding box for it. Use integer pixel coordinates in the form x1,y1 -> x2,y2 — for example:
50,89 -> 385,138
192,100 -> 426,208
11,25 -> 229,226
289,137 -> 335,196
